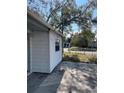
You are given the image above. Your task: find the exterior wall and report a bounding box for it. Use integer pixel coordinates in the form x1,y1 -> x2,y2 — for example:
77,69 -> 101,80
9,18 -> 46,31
31,31 -> 50,73
27,29 -> 32,72
49,31 -> 62,72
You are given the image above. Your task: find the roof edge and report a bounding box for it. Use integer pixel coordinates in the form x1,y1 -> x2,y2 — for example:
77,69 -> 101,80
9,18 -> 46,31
27,10 -> 63,37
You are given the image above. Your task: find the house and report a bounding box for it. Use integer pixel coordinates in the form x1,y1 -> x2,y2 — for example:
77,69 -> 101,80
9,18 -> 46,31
27,10 -> 63,73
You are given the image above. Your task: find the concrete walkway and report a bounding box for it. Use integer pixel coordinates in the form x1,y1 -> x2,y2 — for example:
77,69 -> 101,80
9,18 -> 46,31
27,62 -> 97,93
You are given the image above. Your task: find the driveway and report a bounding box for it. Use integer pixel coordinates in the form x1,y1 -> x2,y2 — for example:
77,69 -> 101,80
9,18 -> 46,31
27,62 -> 97,93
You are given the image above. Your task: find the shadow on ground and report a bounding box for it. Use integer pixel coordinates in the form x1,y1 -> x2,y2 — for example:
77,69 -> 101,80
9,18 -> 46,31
27,73 -> 48,93
57,62 -> 97,93
27,62 -> 97,93
27,63 -> 65,93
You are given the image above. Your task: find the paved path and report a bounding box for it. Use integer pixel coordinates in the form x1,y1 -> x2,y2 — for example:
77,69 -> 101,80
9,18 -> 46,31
27,62 -> 97,93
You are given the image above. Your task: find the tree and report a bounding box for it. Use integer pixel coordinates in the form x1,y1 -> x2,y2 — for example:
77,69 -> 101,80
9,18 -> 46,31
92,17 -> 97,25
80,29 -> 95,42
33,0 -> 97,32
70,29 -> 95,48
70,33 -> 88,47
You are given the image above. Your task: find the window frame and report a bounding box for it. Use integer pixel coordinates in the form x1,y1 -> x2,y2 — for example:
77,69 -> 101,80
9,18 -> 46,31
55,39 -> 60,52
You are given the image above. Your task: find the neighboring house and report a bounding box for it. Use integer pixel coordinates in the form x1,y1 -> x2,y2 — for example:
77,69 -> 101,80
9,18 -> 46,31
27,3 -> 63,73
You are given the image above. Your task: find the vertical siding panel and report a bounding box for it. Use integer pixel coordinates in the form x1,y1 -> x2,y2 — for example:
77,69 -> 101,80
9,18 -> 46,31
31,31 -> 50,73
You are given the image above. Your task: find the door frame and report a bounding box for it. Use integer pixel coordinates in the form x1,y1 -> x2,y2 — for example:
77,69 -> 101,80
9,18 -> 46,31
27,33 -> 31,72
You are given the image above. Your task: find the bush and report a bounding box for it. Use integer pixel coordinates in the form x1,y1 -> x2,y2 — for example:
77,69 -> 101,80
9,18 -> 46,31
63,53 -> 80,62
88,55 -> 97,63
63,55 -> 80,62
63,52 -> 97,63
70,35 -> 88,48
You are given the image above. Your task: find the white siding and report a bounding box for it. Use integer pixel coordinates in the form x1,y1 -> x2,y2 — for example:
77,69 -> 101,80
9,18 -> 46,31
49,31 -> 62,72
31,31 -> 50,73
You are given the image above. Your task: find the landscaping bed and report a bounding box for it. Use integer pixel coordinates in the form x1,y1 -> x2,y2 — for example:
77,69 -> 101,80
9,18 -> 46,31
63,52 -> 97,64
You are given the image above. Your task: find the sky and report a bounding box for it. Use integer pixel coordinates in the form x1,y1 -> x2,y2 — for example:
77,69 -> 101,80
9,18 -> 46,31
76,0 -> 88,6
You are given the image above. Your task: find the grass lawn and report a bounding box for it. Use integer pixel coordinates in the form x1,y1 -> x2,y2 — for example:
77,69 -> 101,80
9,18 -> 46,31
63,52 -> 97,64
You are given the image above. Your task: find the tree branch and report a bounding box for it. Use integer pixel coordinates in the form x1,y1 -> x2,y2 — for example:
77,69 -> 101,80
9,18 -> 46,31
55,1 -> 94,30
46,2 -> 67,22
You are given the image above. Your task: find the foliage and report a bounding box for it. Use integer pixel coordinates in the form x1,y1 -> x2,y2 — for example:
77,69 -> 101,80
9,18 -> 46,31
92,17 -> 97,25
88,55 -> 97,63
70,29 -> 95,47
29,0 -> 97,32
80,29 -> 95,42
63,55 -> 80,62
63,52 -> 97,63
63,25 -> 73,41
70,35 -> 88,47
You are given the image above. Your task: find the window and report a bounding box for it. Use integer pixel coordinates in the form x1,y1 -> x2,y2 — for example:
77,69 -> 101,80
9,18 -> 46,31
55,39 -> 60,51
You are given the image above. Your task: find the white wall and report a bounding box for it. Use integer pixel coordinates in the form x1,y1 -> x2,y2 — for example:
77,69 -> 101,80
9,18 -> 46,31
29,30 -> 62,73
49,31 -> 62,72
31,31 -> 50,73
